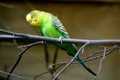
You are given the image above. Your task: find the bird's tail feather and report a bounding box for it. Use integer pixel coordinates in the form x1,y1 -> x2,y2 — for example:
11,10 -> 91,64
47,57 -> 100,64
76,56 -> 96,76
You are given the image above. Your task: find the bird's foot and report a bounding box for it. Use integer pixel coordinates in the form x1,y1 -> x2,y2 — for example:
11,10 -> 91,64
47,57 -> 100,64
58,37 -> 63,44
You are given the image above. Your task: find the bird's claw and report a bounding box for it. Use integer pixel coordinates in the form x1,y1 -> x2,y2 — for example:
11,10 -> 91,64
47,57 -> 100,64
58,37 -> 63,44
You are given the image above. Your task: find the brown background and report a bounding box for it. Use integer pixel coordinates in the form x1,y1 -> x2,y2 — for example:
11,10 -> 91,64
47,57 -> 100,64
0,1 -> 120,80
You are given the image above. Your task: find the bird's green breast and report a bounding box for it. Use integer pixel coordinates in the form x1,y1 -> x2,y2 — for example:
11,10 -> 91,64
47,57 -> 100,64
40,14 -> 62,38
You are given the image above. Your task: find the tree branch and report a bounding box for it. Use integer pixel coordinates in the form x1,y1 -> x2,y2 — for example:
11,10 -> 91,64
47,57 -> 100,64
0,29 -> 120,45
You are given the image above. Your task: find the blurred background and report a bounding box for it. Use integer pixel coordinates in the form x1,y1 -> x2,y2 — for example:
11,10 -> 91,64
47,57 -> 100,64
0,0 -> 120,80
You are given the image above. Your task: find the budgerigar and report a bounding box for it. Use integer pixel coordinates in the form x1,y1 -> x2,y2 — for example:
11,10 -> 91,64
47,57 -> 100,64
26,10 -> 96,76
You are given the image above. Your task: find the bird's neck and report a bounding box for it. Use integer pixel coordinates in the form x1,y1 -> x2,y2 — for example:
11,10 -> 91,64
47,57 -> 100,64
40,14 -> 52,30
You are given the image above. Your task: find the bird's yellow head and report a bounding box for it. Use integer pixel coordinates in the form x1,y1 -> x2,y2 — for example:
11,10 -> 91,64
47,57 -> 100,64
26,10 -> 45,27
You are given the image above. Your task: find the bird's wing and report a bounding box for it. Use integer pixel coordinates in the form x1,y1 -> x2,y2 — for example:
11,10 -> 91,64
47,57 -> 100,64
52,16 -> 70,38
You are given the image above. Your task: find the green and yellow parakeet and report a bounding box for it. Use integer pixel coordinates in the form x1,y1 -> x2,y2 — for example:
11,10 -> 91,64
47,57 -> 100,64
26,10 -> 96,76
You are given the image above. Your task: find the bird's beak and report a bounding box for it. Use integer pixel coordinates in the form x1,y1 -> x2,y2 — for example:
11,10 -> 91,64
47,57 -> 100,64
26,14 -> 31,23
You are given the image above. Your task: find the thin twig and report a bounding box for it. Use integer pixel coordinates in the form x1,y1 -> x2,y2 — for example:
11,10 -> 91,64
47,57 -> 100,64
0,3 -> 25,17
52,42 -> 89,80
118,47 -> 120,54
34,71 -> 49,80
19,41 -> 44,48
84,47 -> 111,60
49,48 -> 59,80
52,48 -> 59,73
6,41 -> 43,80
6,46 -> 31,80
94,47 -> 107,80
0,3 -> 15,8
44,43 -> 50,68
98,47 -> 106,74
0,70 -> 32,80
47,48 -> 59,79
25,0 -> 35,10
85,45 -> 117,62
